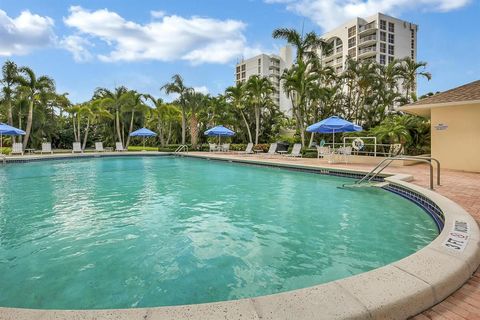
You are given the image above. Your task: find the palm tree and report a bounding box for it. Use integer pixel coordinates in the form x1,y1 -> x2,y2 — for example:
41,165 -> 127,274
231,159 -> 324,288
161,74 -> 192,145
225,82 -> 253,143
186,90 -> 208,148
121,91 -> 149,148
81,101 -> 112,150
1,60 -> 18,126
15,67 -> 55,149
245,76 -> 275,144
94,86 -> 128,147
398,58 -> 431,103
272,28 -> 325,67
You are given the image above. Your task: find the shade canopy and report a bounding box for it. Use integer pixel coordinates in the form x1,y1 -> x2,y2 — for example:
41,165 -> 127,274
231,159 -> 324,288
129,128 -> 157,137
204,125 -> 235,137
0,123 -> 26,136
306,116 -> 362,133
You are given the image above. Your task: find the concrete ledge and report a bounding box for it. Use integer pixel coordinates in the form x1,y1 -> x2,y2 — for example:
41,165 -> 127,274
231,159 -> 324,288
1,152 -> 479,320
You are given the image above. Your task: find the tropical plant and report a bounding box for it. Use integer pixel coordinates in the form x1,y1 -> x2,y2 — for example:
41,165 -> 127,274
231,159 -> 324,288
161,74 -> 192,145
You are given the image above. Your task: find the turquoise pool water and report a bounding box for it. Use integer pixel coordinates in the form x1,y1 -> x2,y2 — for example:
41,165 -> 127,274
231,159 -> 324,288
0,156 -> 438,309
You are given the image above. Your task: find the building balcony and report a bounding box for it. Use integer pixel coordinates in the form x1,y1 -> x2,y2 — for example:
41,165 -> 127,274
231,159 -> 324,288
358,22 -> 377,35
358,35 -> 377,47
358,46 -> 377,58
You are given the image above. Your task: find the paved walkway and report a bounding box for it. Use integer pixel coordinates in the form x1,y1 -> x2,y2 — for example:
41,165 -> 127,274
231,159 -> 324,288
192,152 -> 480,319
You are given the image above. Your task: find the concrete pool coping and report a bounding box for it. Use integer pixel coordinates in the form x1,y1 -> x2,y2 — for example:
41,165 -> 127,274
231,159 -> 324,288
1,152 -> 479,320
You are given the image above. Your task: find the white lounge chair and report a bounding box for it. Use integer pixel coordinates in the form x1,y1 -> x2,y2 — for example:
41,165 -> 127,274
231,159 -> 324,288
95,142 -> 105,152
285,143 -> 302,158
72,142 -> 83,153
221,143 -> 230,152
41,142 -> 53,154
338,146 -> 352,163
316,146 -> 331,159
238,143 -> 254,155
209,143 -> 217,152
116,142 -> 126,152
11,143 -> 23,155
257,143 -> 278,158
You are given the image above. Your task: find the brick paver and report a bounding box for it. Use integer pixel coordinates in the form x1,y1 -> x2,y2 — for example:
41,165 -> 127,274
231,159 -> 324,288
191,152 -> 480,320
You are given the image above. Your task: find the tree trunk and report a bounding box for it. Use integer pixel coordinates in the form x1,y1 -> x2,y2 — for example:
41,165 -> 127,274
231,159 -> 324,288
190,114 -> 199,148
115,109 -> 122,146
125,111 -> 135,148
255,105 -> 260,145
166,122 -> 172,145
82,118 -> 90,150
23,99 -> 34,150
73,115 -> 78,142
181,108 -> 186,145
157,121 -> 165,147
77,116 -> 82,144
240,110 -> 253,144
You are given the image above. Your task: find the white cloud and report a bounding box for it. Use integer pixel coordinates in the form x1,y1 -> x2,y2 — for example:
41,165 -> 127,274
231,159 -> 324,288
150,10 -> 166,18
60,35 -> 93,62
0,9 -> 55,56
266,0 -> 471,30
193,86 -> 209,94
63,6 -> 259,65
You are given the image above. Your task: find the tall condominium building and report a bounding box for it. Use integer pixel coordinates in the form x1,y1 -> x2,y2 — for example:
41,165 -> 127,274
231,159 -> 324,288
235,46 -> 293,114
320,13 -> 417,73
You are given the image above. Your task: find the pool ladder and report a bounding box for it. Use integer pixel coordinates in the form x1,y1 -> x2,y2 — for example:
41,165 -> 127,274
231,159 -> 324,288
343,155 -> 441,190
174,145 -> 188,154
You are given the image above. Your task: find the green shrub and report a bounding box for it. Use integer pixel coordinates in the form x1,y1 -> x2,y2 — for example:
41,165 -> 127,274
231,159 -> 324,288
127,146 -> 158,151
0,147 -> 11,155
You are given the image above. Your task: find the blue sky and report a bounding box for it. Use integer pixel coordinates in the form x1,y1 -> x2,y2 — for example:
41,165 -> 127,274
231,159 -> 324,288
0,0 -> 479,103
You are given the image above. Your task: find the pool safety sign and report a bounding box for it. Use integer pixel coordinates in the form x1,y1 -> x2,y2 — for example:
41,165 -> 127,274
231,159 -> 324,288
443,220 -> 469,252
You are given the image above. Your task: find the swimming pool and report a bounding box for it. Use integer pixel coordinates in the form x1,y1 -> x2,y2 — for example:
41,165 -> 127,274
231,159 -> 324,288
0,156 -> 438,309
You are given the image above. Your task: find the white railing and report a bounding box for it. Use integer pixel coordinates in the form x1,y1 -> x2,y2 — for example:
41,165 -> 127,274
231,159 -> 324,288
359,22 -> 377,32
0,154 -> 6,165
359,35 -> 377,43
358,46 -> 376,55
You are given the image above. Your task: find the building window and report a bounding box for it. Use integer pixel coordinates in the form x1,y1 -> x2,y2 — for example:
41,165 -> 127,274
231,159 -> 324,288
388,33 -> 394,44
411,39 -> 414,49
388,56 -> 394,63
380,43 -> 386,53
380,20 -> 386,30
411,29 -> 415,38
380,54 -> 386,65
380,31 -> 386,42
348,37 -> 356,48
236,73 -> 240,80
411,50 -> 415,59
388,45 -> 394,55
258,67 -> 261,73
348,26 -> 356,37
258,59 -> 261,65
236,66 -> 240,73
241,72 -> 246,78
241,64 -> 246,71
348,48 -> 356,57
388,22 -> 395,33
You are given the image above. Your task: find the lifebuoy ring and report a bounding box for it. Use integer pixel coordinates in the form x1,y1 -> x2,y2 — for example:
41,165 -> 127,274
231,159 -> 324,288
352,138 -> 364,151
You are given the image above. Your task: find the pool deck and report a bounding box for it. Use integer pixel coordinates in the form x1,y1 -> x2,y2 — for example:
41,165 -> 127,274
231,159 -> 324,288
1,151 -> 480,320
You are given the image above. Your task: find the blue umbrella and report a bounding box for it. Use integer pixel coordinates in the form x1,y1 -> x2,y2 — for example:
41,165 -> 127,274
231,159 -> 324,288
129,127 -> 157,150
307,116 -> 362,149
0,123 -> 26,154
204,125 -> 235,144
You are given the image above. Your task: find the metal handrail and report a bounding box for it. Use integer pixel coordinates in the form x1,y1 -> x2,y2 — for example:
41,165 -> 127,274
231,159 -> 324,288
354,155 -> 441,190
174,145 -> 188,153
